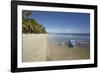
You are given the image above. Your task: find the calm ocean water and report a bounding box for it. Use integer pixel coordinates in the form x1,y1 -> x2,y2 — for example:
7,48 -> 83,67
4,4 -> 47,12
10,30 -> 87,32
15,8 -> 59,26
48,33 -> 90,48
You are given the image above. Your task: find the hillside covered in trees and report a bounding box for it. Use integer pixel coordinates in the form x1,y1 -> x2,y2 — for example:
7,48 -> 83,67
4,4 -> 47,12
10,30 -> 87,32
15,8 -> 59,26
22,18 -> 46,33
22,10 -> 47,33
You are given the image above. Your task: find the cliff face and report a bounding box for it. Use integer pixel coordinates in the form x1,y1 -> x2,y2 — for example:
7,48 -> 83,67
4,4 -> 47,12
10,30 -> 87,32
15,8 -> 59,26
22,18 -> 46,33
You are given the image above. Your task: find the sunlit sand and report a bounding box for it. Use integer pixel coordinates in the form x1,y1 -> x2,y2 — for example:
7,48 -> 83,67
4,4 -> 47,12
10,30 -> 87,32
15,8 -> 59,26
22,34 -> 48,62
22,34 -> 90,62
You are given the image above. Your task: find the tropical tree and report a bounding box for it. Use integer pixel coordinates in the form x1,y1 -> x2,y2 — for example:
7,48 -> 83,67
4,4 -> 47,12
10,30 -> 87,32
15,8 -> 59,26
22,10 -> 47,33
22,18 -> 46,33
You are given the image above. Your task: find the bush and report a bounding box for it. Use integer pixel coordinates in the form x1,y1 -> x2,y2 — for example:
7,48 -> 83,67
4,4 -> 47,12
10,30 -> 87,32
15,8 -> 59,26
22,18 -> 46,33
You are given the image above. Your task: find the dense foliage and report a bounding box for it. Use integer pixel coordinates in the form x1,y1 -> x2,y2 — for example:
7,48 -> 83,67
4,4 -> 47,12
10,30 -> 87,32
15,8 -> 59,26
22,10 -> 46,33
22,18 -> 46,33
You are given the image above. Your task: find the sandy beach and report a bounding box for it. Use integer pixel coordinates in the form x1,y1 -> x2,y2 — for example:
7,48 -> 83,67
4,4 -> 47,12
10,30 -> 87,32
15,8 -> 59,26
22,34 -> 48,62
22,34 -> 90,62
47,43 -> 90,61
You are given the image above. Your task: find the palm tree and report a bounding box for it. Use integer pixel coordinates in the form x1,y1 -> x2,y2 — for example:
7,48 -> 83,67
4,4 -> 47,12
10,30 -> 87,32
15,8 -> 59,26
22,10 -> 47,33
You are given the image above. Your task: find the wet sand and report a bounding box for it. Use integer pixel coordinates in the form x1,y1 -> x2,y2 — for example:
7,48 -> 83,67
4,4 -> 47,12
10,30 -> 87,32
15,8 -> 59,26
47,43 -> 90,61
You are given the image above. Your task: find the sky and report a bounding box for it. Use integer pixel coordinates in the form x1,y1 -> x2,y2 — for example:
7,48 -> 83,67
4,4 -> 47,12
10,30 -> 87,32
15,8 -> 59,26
30,11 -> 90,33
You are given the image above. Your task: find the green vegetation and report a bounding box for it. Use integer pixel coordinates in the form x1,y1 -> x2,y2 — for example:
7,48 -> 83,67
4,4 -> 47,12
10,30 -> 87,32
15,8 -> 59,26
22,10 -> 46,33
22,18 -> 46,33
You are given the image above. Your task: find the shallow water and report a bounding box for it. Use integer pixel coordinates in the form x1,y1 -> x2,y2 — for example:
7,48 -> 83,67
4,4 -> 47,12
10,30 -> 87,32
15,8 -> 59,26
48,33 -> 90,49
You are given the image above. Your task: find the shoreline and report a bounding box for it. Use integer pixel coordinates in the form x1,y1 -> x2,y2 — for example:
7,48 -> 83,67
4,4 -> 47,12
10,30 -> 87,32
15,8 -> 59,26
47,43 -> 90,61
22,34 -> 90,62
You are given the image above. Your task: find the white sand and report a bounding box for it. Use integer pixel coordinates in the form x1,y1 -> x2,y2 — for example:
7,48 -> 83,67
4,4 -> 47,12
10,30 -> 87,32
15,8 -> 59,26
22,34 -> 48,62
